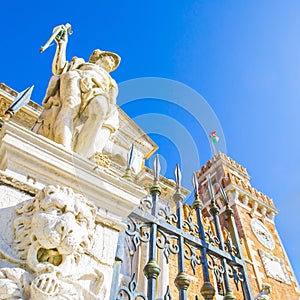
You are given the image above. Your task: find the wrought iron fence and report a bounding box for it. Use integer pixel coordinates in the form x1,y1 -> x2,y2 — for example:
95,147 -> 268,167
111,157 -> 253,300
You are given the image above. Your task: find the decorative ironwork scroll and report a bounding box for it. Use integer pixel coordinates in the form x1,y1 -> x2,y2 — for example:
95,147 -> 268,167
158,203 -> 178,225
207,254 -> 225,295
156,229 -> 179,263
113,163 -> 253,300
184,242 -> 202,275
117,274 -> 147,300
182,212 -> 199,237
228,263 -> 245,291
126,217 -> 151,252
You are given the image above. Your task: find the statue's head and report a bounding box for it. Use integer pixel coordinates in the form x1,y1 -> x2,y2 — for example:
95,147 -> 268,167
89,49 -> 121,72
262,283 -> 271,293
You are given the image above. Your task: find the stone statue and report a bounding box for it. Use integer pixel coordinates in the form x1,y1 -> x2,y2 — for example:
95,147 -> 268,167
32,24 -> 120,158
254,283 -> 272,300
0,185 -> 108,299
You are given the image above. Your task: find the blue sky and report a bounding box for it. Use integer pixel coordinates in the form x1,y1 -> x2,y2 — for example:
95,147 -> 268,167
1,0 -> 300,282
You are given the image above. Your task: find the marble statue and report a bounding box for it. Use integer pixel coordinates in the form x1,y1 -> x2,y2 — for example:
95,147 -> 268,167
254,283 -> 272,300
0,185 -> 108,299
32,24 -> 120,158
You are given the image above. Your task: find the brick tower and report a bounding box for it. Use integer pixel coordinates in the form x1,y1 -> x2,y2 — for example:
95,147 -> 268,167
196,152 -> 300,299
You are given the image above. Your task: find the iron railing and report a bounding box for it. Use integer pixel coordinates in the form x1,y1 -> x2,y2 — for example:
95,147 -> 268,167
111,157 -> 253,300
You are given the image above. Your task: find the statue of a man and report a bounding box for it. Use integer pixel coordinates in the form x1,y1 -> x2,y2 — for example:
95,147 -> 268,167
33,24 -> 120,158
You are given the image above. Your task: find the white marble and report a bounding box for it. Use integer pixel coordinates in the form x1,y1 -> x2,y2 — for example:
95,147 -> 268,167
259,249 -> 291,284
0,119 -> 150,299
0,83 -> 158,177
32,24 -> 121,159
254,283 -> 272,300
0,122 -> 146,219
0,185 -> 118,299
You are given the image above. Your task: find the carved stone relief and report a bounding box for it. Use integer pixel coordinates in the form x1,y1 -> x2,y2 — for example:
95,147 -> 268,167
254,283 -> 272,300
32,24 -> 121,159
259,249 -> 291,284
0,185 -> 111,299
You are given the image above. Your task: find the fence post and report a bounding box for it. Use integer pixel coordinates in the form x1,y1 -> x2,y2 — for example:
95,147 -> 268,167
225,203 -> 253,300
174,164 -> 190,299
192,173 -> 215,300
109,231 -> 125,300
143,155 -> 161,300
207,177 -> 236,300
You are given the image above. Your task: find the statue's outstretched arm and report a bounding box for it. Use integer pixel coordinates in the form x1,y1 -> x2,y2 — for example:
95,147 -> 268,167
52,25 -> 69,76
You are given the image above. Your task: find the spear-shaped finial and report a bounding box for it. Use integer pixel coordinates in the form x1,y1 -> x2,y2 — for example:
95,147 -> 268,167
174,163 -> 182,191
218,182 -> 228,203
217,181 -> 233,215
0,85 -> 34,123
192,172 -> 203,209
206,174 -> 215,201
127,143 -> 135,168
122,144 -> 135,181
207,174 -> 219,216
153,154 -> 161,183
150,154 -> 161,195
192,172 -> 199,196
173,163 -> 184,203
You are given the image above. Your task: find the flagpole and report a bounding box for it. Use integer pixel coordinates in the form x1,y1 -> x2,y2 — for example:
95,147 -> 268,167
209,131 -> 219,157
211,139 -> 217,157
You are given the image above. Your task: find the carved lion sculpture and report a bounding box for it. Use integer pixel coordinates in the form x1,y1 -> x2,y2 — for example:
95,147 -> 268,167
254,283 -> 272,300
0,185 -> 106,300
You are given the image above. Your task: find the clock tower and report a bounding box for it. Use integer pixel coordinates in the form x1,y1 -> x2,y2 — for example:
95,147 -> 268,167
196,152 -> 300,299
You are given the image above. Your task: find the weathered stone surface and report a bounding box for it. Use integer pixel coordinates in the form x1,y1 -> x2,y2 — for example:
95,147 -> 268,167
254,283 -> 271,300
32,24 -> 121,159
0,83 -> 157,176
0,185 -> 119,300
0,106 -> 151,299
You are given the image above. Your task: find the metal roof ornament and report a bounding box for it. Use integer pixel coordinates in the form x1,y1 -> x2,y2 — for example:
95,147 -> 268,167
0,85 -> 34,124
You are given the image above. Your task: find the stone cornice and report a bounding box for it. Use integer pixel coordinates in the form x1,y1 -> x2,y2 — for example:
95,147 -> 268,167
0,121 -> 147,220
224,172 -> 274,208
0,83 -> 158,172
0,170 -> 38,195
227,183 -> 278,220
200,183 -> 277,224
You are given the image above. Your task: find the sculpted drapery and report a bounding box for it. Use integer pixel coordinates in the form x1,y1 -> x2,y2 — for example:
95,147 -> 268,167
33,24 -> 120,158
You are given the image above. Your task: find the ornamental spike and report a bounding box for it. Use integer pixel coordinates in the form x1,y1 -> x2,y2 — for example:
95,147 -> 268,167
8,85 -> 34,114
192,172 -> 199,195
218,182 -> 228,203
0,85 -> 34,124
153,154 -> 161,182
127,143 -> 135,168
207,174 -> 215,200
174,163 -> 182,190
